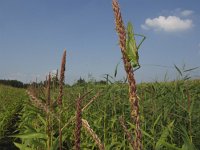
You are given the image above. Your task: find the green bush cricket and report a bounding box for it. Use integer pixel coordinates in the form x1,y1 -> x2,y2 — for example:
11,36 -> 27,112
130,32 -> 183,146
126,22 -> 146,71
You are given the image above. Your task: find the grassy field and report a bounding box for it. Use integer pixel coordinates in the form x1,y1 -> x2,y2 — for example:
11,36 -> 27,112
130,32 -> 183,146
1,78 -> 199,150
0,84 -> 27,149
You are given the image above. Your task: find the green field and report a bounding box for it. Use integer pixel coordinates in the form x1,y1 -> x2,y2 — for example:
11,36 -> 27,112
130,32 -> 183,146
0,79 -> 199,150
0,84 -> 27,149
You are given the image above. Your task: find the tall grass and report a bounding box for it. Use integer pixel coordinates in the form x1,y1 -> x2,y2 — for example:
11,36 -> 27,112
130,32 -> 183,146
3,78 -> 200,149
57,49 -> 66,150
0,85 -> 27,149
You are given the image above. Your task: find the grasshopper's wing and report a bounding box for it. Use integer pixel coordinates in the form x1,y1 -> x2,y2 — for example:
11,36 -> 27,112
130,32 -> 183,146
126,22 -> 138,67
126,22 -> 138,53
127,23 -> 146,51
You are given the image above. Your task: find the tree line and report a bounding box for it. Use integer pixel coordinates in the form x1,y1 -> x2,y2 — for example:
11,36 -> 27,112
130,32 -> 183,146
0,79 -> 27,88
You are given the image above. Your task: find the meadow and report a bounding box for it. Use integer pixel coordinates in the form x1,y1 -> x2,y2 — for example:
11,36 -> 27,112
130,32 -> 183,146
0,77 -> 200,149
0,84 -> 27,149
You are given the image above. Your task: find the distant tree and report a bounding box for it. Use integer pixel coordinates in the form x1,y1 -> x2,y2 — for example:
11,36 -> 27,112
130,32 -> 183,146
0,79 -> 24,88
73,77 -> 86,86
95,80 -> 107,85
77,77 -> 86,84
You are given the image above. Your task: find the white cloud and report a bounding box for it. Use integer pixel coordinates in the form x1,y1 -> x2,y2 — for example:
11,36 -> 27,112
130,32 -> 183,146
141,16 -> 193,32
180,10 -> 194,17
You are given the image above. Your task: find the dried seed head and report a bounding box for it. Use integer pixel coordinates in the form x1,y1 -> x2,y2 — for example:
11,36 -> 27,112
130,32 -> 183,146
112,0 -> 142,149
82,119 -> 104,150
27,90 -> 49,113
112,0 -> 126,52
57,49 -> 66,106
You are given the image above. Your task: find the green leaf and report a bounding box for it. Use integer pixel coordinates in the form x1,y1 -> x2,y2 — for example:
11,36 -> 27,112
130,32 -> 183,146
37,113 -> 46,126
161,141 -> 181,150
155,121 -> 174,150
127,121 -> 154,140
106,142 -> 122,149
189,99 -> 195,116
114,62 -> 120,77
51,137 -> 59,150
14,142 -> 33,150
174,64 -> 182,76
153,114 -> 161,131
180,126 -> 197,150
11,132 -> 48,139
183,66 -> 199,72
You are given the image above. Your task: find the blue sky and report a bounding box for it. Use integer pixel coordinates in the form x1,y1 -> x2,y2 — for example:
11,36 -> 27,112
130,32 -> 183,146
0,0 -> 200,84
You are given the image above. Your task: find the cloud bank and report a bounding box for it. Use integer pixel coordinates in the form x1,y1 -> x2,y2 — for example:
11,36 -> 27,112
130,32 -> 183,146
141,16 -> 193,32
141,9 -> 194,32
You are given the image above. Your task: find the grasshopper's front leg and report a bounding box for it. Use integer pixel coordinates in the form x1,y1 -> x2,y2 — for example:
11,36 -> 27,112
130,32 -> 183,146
135,34 -> 146,50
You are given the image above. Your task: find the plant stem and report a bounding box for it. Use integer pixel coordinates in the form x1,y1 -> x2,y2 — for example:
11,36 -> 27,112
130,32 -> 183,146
112,0 -> 142,149
57,49 -> 66,150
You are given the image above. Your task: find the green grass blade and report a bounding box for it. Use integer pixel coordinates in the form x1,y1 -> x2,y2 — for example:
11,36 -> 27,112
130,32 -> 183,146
155,120 -> 174,150
114,62 -> 120,77
11,132 -> 48,139
180,126 -> 197,150
161,141 -> 181,150
174,64 -> 182,76
14,142 -> 33,150
127,121 -> 154,140
183,66 -> 199,72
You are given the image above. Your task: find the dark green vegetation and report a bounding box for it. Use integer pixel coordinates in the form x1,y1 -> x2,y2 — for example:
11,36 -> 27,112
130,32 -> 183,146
0,80 -> 27,88
137,80 -> 200,150
0,85 -> 27,150
0,79 -> 199,149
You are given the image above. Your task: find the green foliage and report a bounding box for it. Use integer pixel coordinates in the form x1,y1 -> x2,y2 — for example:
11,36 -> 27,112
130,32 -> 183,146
138,80 -> 200,149
1,79 -> 200,149
0,79 -> 25,88
0,84 -> 27,149
75,77 -> 86,86
62,80 -> 200,149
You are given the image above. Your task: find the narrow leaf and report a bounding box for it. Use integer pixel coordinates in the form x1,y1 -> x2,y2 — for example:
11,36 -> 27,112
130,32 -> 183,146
174,64 -> 182,76
11,133 -> 48,139
14,142 -> 33,150
183,66 -> 199,72
114,62 -> 120,77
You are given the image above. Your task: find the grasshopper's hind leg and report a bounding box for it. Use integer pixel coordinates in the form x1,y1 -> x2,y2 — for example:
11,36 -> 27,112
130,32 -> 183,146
133,65 -> 140,72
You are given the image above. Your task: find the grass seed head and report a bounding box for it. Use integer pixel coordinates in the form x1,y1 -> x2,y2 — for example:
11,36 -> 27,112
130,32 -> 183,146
112,0 -> 126,52
57,49 -> 66,106
82,119 -> 105,150
112,0 -> 142,149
